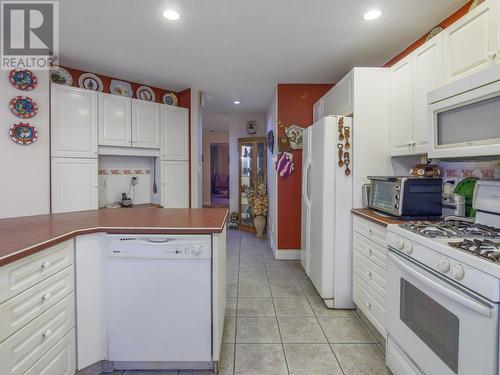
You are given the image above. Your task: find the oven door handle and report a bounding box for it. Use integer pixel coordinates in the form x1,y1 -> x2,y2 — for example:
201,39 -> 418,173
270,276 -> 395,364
390,253 -> 492,318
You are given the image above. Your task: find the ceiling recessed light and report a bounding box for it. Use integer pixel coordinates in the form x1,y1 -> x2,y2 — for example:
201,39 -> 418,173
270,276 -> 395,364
363,9 -> 382,21
233,100 -> 241,105
163,9 -> 180,21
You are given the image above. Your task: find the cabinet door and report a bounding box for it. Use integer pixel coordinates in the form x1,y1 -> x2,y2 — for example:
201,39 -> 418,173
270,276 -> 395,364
160,105 -> 189,161
131,99 -> 161,149
98,93 -> 132,147
51,84 -> 98,158
412,35 -> 443,155
312,98 -> 324,123
161,161 -> 189,208
323,70 -> 353,116
443,0 -> 499,82
390,56 -> 413,156
51,158 -> 98,214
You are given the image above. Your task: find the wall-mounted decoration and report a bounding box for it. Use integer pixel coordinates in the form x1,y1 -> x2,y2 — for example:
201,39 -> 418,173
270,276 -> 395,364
425,26 -> 444,42
336,117 -> 351,176
9,96 -> 38,119
266,130 -> 274,154
275,151 -> 295,179
78,73 -> 103,92
162,92 -> 178,106
284,124 -> 303,150
109,79 -> 133,97
50,66 -> 73,86
9,69 -> 37,90
136,86 -> 155,102
246,120 -> 257,135
9,122 -> 38,145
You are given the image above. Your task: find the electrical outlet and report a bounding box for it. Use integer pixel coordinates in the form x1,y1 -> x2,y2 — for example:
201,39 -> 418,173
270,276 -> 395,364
131,177 -> 138,186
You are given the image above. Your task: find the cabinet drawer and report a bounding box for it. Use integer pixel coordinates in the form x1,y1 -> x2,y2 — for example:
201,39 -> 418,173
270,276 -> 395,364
0,293 -> 75,375
353,250 -> 386,301
353,233 -> 387,270
353,274 -> 385,337
25,329 -> 75,375
0,240 -> 74,304
353,216 -> 387,247
0,266 -> 74,342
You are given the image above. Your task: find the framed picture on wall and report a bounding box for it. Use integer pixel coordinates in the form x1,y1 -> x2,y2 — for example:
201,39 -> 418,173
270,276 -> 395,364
247,121 -> 257,134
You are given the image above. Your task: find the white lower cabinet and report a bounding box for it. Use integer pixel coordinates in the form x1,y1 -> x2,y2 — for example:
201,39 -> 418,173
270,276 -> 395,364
352,216 -> 387,337
25,330 -> 76,375
161,161 -> 189,208
51,158 -> 98,214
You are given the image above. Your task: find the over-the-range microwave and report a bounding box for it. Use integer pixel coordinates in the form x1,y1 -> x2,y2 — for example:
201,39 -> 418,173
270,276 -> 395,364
427,63 -> 500,159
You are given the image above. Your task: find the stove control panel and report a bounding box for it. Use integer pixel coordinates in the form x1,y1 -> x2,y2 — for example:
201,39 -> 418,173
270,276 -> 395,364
437,257 -> 451,273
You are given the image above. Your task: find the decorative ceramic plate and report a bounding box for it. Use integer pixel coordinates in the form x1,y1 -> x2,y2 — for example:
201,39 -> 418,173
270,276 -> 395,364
110,79 -> 132,97
78,73 -> 103,91
9,96 -> 38,119
162,92 -> 178,106
50,66 -> 73,86
285,124 -> 304,150
9,122 -> 38,145
9,69 -> 37,90
425,26 -> 444,42
136,86 -> 155,102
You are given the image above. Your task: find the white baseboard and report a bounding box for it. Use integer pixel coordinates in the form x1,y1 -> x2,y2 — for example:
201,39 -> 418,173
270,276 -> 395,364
274,249 -> 301,260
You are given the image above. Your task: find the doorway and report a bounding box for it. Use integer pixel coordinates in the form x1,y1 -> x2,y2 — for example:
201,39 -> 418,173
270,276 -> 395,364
210,143 -> 229,207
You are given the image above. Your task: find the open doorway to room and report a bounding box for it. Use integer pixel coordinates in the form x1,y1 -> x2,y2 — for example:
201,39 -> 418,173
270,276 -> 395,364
210,143 -> 230,207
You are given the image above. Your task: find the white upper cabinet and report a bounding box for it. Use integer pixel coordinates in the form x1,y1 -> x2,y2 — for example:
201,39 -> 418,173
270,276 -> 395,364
390,56 -> 414,156
412,34 -> 443,154
98,93 -> 132,147
160,105 -> 189,161
51,84 -> 98,158
443,0 -> 499,83
51,158 -> 98,213
312,98 -> 324,123
161,161 -> 189,208
131,99 -> 161,149
323,70 -> 354,116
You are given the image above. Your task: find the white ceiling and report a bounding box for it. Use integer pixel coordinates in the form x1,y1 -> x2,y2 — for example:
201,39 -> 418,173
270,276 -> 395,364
58,0 -> 468,113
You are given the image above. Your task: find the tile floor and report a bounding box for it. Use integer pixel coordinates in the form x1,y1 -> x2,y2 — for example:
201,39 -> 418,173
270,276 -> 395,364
101,230 -> 390,375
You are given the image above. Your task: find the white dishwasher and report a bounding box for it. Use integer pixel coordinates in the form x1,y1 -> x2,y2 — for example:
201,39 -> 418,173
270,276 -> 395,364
105,234 -> 212,370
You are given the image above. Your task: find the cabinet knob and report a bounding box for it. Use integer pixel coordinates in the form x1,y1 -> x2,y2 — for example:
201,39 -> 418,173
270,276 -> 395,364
365,302 -> 372,310
42,292 -> 52,301
41,261 -> 51,269
366,271 -> 372,279
42,330 -> 52,339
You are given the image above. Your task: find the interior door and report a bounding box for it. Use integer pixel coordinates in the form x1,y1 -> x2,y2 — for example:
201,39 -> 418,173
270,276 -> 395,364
301,127 -> 312,275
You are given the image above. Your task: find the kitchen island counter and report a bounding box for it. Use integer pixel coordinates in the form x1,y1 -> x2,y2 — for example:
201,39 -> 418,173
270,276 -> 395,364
0,208 -> 228,266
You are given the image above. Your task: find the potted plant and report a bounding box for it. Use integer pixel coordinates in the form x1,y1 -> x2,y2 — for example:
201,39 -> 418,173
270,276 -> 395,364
247,180 -> 268,237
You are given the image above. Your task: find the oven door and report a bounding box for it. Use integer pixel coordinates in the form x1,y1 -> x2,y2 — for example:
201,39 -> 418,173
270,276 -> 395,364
387,250 -> 499,375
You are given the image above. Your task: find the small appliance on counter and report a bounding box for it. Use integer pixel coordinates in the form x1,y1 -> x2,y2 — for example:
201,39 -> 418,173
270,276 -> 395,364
120,193 -> 133,207
361,183 -> 371,208
442,193 -> 466,218
368,176 -> 442,219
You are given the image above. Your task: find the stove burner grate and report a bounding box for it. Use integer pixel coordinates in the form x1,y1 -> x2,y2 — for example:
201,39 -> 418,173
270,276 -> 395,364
401,221 -> 500,239
449,239 -> 500,263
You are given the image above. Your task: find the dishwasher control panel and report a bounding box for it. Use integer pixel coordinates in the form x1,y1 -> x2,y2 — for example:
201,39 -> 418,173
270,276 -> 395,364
106,235 -> 212,259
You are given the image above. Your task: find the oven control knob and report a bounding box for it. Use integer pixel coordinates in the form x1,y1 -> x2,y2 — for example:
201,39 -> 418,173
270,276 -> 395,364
394,239 -> 405,251
437,258 -> 450,273
404,242 -> 413,254
451,264 -> 465,280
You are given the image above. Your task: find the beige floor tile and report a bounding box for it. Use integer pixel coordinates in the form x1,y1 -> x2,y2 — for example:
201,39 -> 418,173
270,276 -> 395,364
238,270 -> 268,283
278,317 -> 327,343
238,282 -> 271,297
273,297 -> 315,317
226,272 -> 238,284
227,282 -> 238,298
234,344 -> 288,375
267,269 -> 298,282
292,267 -> 309,280
319,317 -> 374,344
299,279 -> 320,297
239,262 -> 266,272
226,298 -> 237,317
284,344 -> 343,375
237,298 -> 275,317
222,317 -> 236,343
308,297 -> 355,318
332,343 -> 389,375
236,317 -> 281,343
123,371 -> 178,374
270,281 -> 304,297
265,259 -> 293,271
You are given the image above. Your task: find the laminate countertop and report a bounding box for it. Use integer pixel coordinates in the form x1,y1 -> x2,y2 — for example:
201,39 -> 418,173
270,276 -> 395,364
352,208 -> 406,227
0,208 -> 228,266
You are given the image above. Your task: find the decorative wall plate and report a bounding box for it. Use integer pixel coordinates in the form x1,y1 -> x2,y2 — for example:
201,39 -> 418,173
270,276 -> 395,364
110,79 -> 132,97
78,73 -> 103,91
9,69 -> 37,90
162,92 -> 178,106
9,122 -> 38,145
425,26 -> 444,42
9,96 -> 38,119
136,86 -> 155,102
247,120 -> 257,135
285,124 -> 304,150
50,66 -> 73,86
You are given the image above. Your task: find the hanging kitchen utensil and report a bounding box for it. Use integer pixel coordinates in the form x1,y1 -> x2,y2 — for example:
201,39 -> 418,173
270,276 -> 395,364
337,143 -> 344,167
344,126 -> 351,149
152,158 -> 158,194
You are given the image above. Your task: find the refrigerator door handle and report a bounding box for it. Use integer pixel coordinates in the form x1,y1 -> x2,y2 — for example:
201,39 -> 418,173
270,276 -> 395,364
305,161 -> 312,203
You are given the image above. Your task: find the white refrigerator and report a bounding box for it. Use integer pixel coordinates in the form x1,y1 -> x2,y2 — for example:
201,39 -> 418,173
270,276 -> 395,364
301,115 -> 355,309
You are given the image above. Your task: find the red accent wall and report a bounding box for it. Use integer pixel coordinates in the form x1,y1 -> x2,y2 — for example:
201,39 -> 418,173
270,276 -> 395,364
277,84 -> 334,249
384,1 -> 472,67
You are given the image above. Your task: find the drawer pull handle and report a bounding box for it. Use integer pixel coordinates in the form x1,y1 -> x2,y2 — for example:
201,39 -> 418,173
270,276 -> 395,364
368,249 -> 373,256
366,271 -> 372,279
41,261 -> 51,269
42,292 -> 52,301
368,229 -> 373,235
42,330 -> 52,339
365,302 -> 372,310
